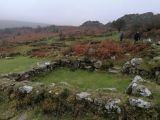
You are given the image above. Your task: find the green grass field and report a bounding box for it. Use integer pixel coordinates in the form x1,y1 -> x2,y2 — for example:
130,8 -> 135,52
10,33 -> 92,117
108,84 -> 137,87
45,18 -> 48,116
42,37 -> 79,46
15,45 -> 35,54
0,56 -> 51,74
43,31 -> 124,45
33,67 -> 131,93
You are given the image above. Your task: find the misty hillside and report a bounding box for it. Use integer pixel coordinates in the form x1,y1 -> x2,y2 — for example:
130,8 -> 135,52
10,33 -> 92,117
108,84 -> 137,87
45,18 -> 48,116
0,20 -> 51,29
106,12 -> 160,28
80,20 -> 104,27
120,12 -> 160,24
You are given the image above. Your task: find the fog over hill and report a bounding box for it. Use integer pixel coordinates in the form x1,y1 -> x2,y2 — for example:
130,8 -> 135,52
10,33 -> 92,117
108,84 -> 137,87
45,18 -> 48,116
0,20 -> 52,29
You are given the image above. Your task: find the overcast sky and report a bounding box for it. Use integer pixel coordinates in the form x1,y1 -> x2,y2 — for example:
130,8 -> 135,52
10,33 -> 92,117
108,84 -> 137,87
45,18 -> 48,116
0,0 -> 159,26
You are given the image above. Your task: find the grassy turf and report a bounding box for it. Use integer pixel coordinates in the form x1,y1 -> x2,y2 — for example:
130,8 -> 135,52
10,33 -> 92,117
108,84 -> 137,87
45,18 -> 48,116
33,67 -> 131,93
42,38 -> 78,46
0,56 -> 51,74
15,45 -> 35,54
90,32 -> 123,42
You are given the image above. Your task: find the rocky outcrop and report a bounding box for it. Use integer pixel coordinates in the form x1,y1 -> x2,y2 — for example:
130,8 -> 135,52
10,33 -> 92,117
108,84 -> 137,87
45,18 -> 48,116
81,20 -> 103,27
120,12 -> 160,26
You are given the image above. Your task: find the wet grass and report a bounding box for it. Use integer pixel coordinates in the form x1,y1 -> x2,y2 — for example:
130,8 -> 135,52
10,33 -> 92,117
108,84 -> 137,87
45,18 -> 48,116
15,45 -> 35,54
0,56 -> 51,74
33,67 -> 131,93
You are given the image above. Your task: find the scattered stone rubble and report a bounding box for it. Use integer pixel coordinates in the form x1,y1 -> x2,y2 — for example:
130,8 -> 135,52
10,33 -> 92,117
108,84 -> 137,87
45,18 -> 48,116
0,56 -> 156,116
125,75 -> 153,109
121,58 -> 149,75
0,72 -> 155,116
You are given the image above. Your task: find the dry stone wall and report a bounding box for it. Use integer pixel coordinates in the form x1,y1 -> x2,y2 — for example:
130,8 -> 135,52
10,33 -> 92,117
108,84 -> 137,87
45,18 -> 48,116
0,74 -> 157,119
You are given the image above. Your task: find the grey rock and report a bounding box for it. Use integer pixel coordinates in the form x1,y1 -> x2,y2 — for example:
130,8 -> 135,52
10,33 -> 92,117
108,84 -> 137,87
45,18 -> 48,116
5,57 -> 13,59
125,53 -> 131,56
132,84 -> 152,96
126,76 -> 151,97
19,85 -> 33,93
1,74 -> 8,78
104,98 -> 121,114
108,69 -> 119,74
95,88 -> 117,92
126,83 -> 152,97
132,75 -> 144,83
125,82 -> 134,94
131,58 -> 142,66
50,83 -> 56,87
76,92 -> 92,101
2,78 -> 10,80
94,98 -> 103,106
37,62 -> 47,68
93,60 -> 102,69
121,61 -> 130,73
156,41 -> 160,45
153,56 -> 160,60
84,66 -> 92,69
129,98 -> 152,108
59,82 -> 70,86
155,71 -> 160,76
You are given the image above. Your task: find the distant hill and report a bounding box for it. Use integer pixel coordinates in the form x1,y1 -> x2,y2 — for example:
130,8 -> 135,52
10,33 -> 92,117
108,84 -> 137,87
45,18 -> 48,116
121,12 -> 160,24
0,20 -> 51,29
80,20 -> 103,27
106,12 -> 160,27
